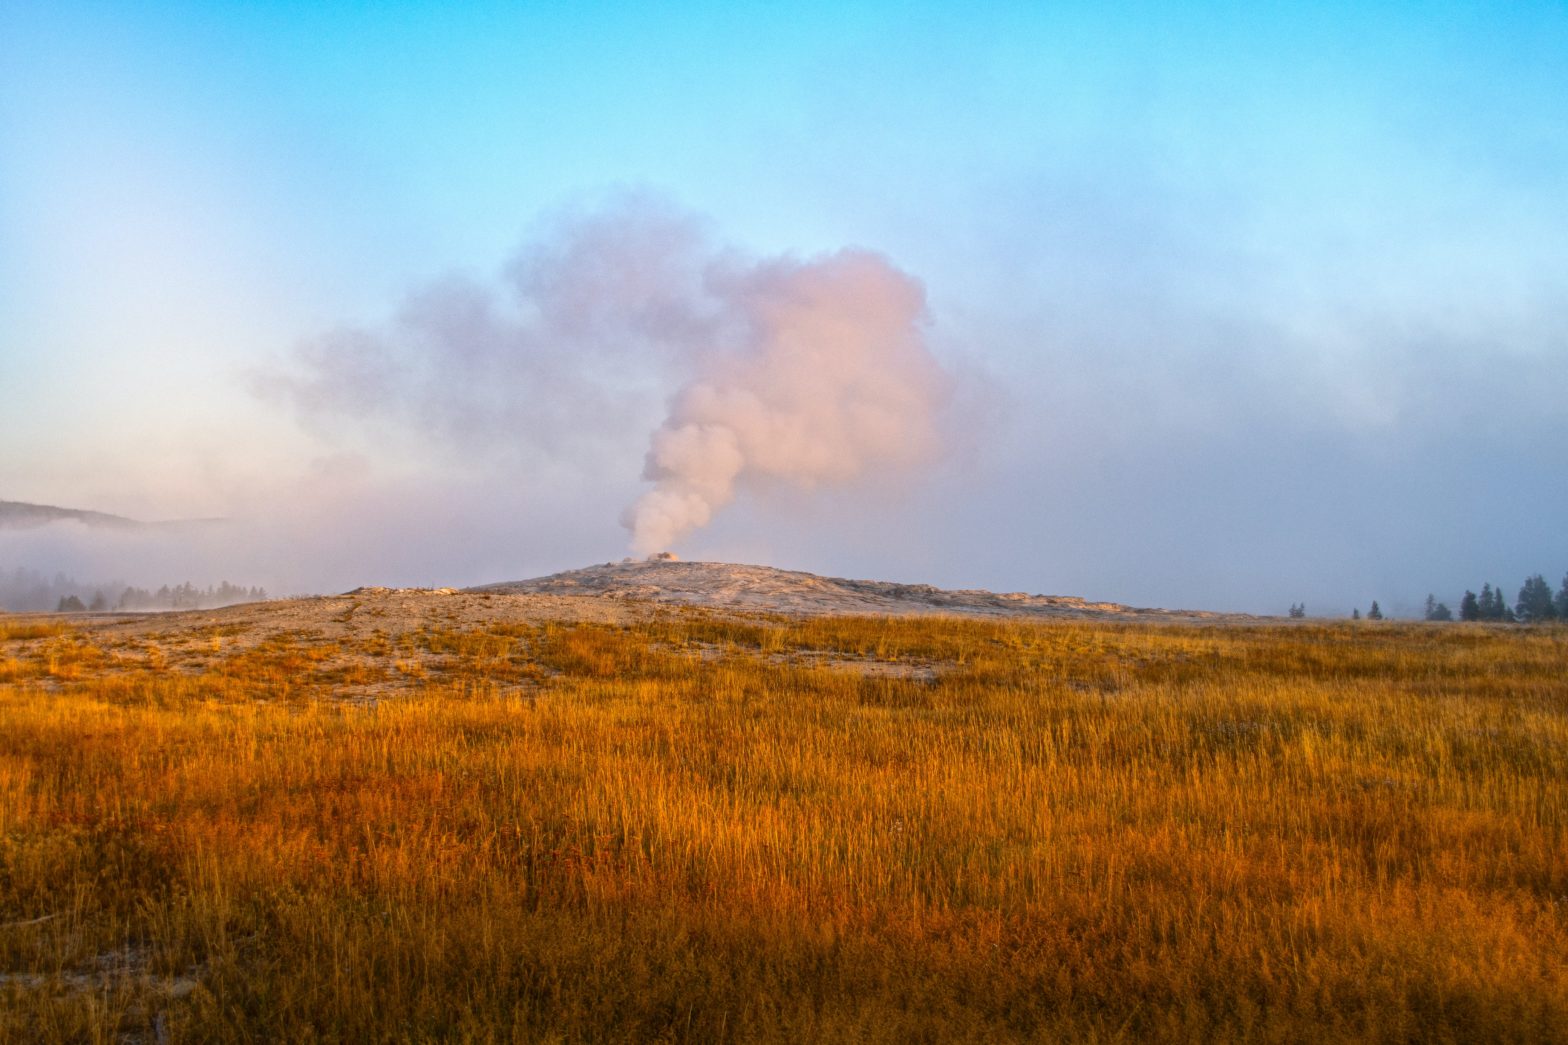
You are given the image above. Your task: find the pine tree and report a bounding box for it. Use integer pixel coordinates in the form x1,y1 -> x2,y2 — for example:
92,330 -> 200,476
1424,595 -> 1452,622
1481,583 -> 1515,621
1367,601 -> 1383,620
1352,608 -> 1361,620
1459,591 -> 1480,621
1515,574 -> 1557,623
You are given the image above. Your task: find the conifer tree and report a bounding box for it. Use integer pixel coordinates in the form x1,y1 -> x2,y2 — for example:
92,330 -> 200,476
1515,574 -> 1557,622
1494,584 -> 1514,622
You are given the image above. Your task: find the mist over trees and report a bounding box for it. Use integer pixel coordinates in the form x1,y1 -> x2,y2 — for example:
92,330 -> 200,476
1451,573 -> 1566,623
1291,571 -> 1566,622
110,582 -> 268,612
1,567 -> 265,613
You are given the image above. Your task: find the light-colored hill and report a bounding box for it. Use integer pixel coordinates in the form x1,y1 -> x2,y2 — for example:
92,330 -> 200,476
473,558 -> 1230,620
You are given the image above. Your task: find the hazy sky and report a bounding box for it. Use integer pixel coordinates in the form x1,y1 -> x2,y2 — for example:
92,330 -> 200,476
2,1 -> 1565,614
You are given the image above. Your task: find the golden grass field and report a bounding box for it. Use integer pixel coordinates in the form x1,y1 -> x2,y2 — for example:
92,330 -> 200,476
1,607 -> 1565,1042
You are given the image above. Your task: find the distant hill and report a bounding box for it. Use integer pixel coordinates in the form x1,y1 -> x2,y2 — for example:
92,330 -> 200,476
0,499 -> 142,530
0,499 -> 225,533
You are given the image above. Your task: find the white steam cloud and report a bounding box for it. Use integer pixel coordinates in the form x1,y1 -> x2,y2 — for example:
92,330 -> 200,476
259,196 -> 954,555
625,250 -> 950,554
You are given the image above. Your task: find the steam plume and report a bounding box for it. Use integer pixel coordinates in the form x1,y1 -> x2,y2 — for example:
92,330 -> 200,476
626,250 -> 950,554
258,196 -> 953,554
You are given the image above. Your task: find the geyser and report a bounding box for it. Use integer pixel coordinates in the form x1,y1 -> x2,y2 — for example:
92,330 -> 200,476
624,248 -> 951,554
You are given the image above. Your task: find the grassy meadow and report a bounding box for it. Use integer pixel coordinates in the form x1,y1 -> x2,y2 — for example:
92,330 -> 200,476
0,609 -> 1565,1042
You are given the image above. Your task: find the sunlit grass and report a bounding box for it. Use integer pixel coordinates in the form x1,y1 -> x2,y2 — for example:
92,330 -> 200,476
0,613 -> 1564,1041
0,619 -> 70,642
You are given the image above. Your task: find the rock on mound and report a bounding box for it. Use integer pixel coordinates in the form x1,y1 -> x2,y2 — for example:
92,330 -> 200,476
472,560 -> 1213,620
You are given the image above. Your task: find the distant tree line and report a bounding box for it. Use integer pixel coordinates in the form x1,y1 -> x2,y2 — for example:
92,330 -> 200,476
100,581 -> 267,612
1,567 -> 265,613
1428,573 -> 1567,624
1287,572 -> 1567,623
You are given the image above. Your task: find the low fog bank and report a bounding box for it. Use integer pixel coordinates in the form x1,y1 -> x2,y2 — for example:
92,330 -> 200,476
0,474 -> 636,607
8,379 -> 1565,619
2,569 -> 266,614
4,437 -> 1563,618
9,334 -> 1565,616
667,401 -> 1568,619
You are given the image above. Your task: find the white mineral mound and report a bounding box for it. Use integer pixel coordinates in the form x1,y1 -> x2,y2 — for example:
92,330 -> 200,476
473,560 -> 1221,620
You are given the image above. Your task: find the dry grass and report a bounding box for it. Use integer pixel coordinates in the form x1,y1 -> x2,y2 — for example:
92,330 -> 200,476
0,612 -> 1565,1042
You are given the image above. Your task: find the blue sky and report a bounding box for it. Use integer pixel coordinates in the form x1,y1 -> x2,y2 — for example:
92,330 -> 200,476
2,1 -> 1565,612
